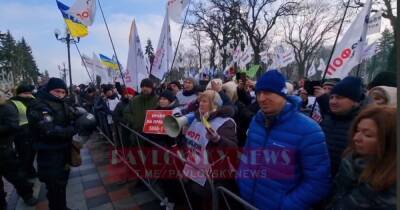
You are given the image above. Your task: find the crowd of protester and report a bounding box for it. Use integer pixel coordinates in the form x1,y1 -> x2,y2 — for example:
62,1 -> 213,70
0,69 -> 397,210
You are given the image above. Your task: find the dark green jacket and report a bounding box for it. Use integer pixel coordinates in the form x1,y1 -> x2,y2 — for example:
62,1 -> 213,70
326,155 -> 396,210
123,94 -> 158,132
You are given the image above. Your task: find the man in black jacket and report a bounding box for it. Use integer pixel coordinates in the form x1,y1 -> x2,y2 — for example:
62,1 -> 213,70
320,76 -> 364,176
9,83 -> 37,178
0,91 -> 37,208
27,78 -> 77,210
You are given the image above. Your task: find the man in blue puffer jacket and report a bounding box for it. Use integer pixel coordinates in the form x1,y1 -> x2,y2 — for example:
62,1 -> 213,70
236,70 -> 331,210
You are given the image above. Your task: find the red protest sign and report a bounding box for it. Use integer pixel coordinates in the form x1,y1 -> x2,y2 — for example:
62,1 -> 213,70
143,110 -> 173,135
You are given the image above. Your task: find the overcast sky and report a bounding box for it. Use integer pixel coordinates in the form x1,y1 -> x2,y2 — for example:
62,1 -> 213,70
0,0 -> 192,84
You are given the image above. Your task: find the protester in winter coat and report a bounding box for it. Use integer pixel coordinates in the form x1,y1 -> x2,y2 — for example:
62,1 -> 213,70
181,90 -> 238,210
0,91 -> 37,208
237,70 -> 331,210
176,77 -> 198,109
367,86 -> 397,106
123,78 -> 158,132
27,78 -> 77,210
320,76 -> 364,176
326,106 -> 396,209
112,87 -> 136,146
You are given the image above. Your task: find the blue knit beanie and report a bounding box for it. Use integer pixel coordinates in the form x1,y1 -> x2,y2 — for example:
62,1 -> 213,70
255,70 -> 287,98
331,76 -> 363,102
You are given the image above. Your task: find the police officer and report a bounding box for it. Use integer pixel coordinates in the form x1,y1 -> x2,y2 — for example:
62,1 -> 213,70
0,90 -> 38,208
9,83 -> 37,178
27,78 -> 77,210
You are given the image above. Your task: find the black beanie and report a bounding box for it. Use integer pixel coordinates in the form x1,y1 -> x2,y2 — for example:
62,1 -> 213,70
102,84 -> 113,94
169,81 -> 182,89
159,90 -> 176,102
16,83 -> 35,95
140,78 -> 154,89
46,78 -> 67,92
331,76 -> 363,102
368,71 -> 397,89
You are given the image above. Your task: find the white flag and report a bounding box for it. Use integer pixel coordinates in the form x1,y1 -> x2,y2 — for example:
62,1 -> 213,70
278,50 -> 296,67
167,0 -> 189,23
232,46 -> 242,62
126,19 -> 148,89
152,10 -> 174,80
307,60 -> 317,78
317,58 -> 326,72
367,11 -> 382,35
362,41 -> 378,60
326,0 -> 372,79
69,0 -> 96,26
92,53 -> 111,84
238,46 -> 253,68
81,53 -> 96,80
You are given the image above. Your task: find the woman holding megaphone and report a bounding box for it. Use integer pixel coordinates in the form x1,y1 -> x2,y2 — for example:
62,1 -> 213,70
177,90 -> 238,210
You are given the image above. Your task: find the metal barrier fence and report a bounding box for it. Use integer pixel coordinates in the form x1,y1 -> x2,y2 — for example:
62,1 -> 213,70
94,111 -> 258,210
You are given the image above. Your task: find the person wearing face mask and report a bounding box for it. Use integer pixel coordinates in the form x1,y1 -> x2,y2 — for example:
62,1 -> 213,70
237,70 -> 331,210
320,76 -> 364,176
326,106 -> 396,209
112,87 -> 136,146
26,78 -> 78,210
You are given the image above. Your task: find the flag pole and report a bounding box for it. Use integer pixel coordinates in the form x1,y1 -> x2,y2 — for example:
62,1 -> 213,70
168,0 -> 191,76
310,0 -> 351,118
97,0 -> 126,87
73,43 -> 94,83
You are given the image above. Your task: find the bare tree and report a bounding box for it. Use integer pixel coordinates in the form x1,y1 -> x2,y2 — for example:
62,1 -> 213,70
188,0 -> 243,69
221,0 -> 299,65
191,30 -> 203,69
283,0 -> 342,78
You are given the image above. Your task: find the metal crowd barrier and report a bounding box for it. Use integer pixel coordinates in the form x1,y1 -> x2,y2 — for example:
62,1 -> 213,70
94,111 -> 258,210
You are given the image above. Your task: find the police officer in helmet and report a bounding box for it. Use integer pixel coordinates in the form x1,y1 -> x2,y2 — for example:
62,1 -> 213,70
27,78 -> 77,210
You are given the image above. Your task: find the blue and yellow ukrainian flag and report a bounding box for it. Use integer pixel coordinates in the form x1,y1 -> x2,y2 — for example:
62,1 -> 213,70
56,0 -> 88,38
99,54 -> 119,70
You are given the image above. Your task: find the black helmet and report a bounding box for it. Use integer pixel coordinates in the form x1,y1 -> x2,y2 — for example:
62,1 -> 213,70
75,112 -> 97,136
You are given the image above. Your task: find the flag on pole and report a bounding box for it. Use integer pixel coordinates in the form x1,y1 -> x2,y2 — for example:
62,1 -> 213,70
88,53 -> 111,84
69,0 -> 97,26
99,54 -> 119,70
367,11 -> 382,35
152,9 -> 173,80
238,46 -> 253,69
362,41 -> 378,60
168,0 -> 189,23
126,19 -> 148,89
307,60 -> 317,78
317,58 -> 326,72
326,0 -> 372,79
56,0 -> 88,38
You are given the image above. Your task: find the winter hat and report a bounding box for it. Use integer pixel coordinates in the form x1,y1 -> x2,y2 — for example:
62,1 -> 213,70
368,71 -> 397,89
16,83 -> 35,95
184,77 -> 198,87
140,78 -> 154,89
46,78 -> 67,92
255,70 -> 287,98
123,87 -> 136,96
368,86 -> 397,106
331,76 -> 363,102
323,78 -> 340,87
159,90 -> 176,102
102,84 -> 113,94
168,81 -> 182,90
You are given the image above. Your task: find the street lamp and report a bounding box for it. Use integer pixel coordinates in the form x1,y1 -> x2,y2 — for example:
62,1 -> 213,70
54,28 -> 80,94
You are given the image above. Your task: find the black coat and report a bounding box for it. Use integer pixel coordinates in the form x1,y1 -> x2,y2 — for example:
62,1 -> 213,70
320,108 -> 359,176
0,102 -> 19,147
27,90 -> 76,180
